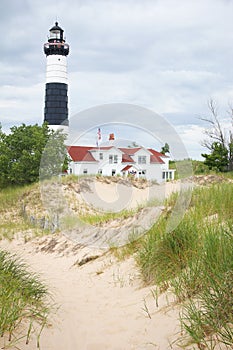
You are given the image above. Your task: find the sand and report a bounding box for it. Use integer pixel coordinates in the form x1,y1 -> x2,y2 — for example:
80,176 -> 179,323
0,240 -> 184,350
0,180 -> 196,349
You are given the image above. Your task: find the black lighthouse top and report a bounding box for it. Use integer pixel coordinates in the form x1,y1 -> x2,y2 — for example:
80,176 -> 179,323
44,21 -> 69,56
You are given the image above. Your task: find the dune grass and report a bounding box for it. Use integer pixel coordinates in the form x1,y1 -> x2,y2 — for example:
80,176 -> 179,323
137,182 -> 233,348
0,250 -> 50,348
79,208 -> 137,225
0,183 -> 49,241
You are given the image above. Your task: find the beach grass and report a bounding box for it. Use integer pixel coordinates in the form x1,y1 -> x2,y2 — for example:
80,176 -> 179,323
0,250 -> 50,347
137,182 -> 233,348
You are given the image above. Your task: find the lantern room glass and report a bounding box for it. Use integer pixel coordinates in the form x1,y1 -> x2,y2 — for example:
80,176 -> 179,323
49,30 -> 61,40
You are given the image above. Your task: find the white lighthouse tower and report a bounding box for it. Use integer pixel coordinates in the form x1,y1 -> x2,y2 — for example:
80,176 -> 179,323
43,22 -> 69,132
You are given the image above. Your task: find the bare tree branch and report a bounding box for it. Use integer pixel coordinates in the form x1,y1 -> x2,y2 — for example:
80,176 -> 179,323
199,99 -> 226,148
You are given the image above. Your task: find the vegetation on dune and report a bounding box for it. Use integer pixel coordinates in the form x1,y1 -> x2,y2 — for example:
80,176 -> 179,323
0,139 -> 233,349
0,183 -> 47,240
0,123 -> 68,188
137,182 -> 233,348
0,250 -> 50,348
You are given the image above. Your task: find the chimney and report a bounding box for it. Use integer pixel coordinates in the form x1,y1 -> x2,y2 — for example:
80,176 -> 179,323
109,133 -> 115,141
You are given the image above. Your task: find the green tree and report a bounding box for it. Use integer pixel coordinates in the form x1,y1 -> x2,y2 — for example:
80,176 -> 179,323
160,142 -> 170,155
0,123 -> 68,187
201,100 -> 233,171
202,142 -> 229,172
39,130 -> 69,180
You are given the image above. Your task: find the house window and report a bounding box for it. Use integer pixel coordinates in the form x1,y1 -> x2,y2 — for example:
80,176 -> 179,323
83,169 -> 88,174
138,156 -> 146,164
109,155 -> 118,164
112,169 -> 116,176
162,172 -> 165,179
98,169 -> 102,174
169,171 -> 172,179
69,168 -> 72,174
99,153 -> 103,160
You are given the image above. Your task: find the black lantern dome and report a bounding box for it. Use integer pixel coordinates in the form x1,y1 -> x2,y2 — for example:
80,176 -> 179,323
48,22 -> 64,42
44,21 -> 69,56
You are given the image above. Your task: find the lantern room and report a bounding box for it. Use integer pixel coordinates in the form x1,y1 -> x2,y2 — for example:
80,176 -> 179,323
48,22 -> 64,43
44,21 -> 69,56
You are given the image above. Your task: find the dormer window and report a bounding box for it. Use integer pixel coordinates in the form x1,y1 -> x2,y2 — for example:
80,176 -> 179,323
99,153 -> 103,160
138,156 -> 146,164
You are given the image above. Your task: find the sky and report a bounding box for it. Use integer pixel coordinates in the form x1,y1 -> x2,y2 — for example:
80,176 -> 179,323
1,0 -> 233,159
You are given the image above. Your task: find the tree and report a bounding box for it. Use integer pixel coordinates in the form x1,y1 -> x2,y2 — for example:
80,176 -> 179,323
160,143 -> 170,155
0,123 -> 68,187
39,129 -> 69,180
202,142 -> 229,172
201,99 -> 233,171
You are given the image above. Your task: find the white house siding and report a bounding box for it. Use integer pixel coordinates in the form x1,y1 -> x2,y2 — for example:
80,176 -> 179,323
91,148 -> 124,176
143,164 -> 163,181
69,162 -> 98,176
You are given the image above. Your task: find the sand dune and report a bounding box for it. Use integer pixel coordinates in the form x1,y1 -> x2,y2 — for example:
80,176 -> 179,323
1,239 -> 185,350
0,180 -> 198,349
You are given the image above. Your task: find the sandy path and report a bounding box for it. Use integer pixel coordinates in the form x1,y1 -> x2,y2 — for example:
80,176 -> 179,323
0,240 -> 183,350
0,181 -> 196,349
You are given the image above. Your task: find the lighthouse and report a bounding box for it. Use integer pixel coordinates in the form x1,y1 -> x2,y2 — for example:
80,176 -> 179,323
43,22 -> 69,132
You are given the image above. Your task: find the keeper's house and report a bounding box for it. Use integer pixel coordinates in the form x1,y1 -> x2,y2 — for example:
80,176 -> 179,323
67,139 -> 175,183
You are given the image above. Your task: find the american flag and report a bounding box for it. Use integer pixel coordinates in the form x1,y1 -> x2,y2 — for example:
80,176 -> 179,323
96,128 -> 102,146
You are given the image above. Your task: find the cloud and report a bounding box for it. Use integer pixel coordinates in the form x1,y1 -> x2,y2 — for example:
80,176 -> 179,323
1,0 -> 233,159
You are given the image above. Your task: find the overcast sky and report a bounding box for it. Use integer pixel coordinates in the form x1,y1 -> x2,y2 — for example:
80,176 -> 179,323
1,0 -> 233,159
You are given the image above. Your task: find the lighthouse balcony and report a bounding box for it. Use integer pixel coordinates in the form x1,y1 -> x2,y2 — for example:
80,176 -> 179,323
44,43 -> 69,56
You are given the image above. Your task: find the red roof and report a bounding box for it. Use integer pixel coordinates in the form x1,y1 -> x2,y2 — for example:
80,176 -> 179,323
148,149 -> 169,158
91,146 -> 114,151
121,165 -> 132,171
67,145 -> 169,164
119,147 -> 141,155
67,146 -> 97,162
122,154 -> 135,163
148,149 -> 165,164
150,155 -> 164,164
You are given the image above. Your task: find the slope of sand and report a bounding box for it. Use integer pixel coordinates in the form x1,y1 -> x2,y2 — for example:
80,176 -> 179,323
0,240 -> 185,350
0,180 -> 197,350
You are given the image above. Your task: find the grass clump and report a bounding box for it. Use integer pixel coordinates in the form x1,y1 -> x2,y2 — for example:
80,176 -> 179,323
0,183 -> 48,240
79,208 -> 136,225
0,250 -> 50,347
137,182 -> 233,348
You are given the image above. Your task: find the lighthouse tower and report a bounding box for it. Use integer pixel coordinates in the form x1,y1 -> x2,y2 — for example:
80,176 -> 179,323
43,22 -> 69,132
